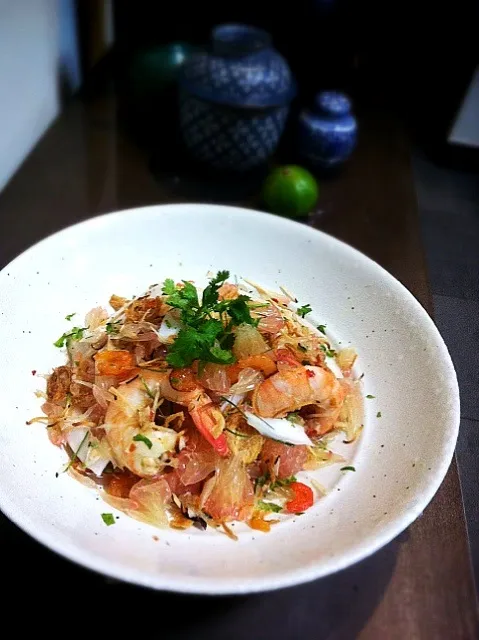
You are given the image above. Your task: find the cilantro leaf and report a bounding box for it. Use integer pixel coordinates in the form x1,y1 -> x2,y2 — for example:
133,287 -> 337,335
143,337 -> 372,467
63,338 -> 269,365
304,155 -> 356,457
340,466 -> 356,472
54,327 -> 86,348
257,501 -> 283,513
165,281 -> 200,315
162,272 -> 258,368
101,513 -> 115,526
286,412 -> 301,424
366,394 -> 375,399
297,304 -> 312,318
377,411 -> 382,418
320,344 -> 337,358
270,475 -> 297,490
317,324 -> 326,334
208,344 -> 235,364
65,312 -> 76,321
166,328 -> 201,368
106,321 -> 120,334
161,278 -> 176,295
201,270 -> 229,307
227,296 -> 257,326
133,434 -> 153,449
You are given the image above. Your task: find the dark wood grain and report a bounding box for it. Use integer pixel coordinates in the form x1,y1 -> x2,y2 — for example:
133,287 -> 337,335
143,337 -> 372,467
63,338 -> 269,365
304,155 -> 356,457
0,86 -> 477,639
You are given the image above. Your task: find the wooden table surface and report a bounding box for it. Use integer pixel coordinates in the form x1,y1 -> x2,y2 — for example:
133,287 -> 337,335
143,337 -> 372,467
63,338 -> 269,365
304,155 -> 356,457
0,84 -> 477,638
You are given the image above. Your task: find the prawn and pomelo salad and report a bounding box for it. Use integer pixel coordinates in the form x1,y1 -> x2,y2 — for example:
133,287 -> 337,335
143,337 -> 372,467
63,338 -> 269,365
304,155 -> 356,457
32,271 -> 363,538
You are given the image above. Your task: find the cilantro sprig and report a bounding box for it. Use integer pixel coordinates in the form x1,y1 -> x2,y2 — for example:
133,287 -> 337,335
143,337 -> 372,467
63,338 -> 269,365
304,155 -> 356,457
320,343 -> 337,358
297,304 -> 312,318
54,326 -> 86,348
162,271 -> 256,368
257,501 -> 283,513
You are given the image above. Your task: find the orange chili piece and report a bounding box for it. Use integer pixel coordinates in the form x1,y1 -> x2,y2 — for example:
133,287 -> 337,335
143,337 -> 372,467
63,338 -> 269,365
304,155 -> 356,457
95,350 -> 135,378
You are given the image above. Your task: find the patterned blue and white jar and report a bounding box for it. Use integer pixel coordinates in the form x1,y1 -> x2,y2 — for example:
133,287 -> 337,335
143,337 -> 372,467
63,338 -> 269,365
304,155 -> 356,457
298,91 -> 357,169
178,24 -> 296,172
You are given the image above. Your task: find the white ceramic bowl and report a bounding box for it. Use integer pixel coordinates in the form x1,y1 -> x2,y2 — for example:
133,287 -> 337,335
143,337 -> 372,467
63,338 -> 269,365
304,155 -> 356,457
0,204 -> 459,594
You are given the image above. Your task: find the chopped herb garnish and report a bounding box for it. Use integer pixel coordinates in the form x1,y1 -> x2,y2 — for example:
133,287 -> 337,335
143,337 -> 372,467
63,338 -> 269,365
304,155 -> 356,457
271,475 -> 297,490
101,513 -> 115,526
320,344 -> 337,358
257,501 -> 283,513
64,431 -> 89,472
220,396 -> 248,419
297,304 -> 312,318
54,326 -> 86,348
340,466 -> 356,472
255,472 -> 270,489
162,272 -> 257,369
225,427 -> 249,438
317,324 -> 327,335
140,376 -> 155,399
106,321 -> 120,335
366,394 -> 375,399
164,319 -> 172,328
65,312 -> 76,321
286,412 -> 301,424
133,434 -> 153,449
377,411 -> 382,418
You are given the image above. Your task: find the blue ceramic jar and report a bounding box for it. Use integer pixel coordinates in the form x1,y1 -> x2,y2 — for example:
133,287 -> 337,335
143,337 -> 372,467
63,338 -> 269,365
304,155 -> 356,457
178,24 -> 296,172
298,91 -> 357,169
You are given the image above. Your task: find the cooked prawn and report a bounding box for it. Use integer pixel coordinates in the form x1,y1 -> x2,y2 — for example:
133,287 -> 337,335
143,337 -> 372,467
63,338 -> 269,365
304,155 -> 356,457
104,373 -> 179,477
252,365 -> 343,418
104,370 -> 227,476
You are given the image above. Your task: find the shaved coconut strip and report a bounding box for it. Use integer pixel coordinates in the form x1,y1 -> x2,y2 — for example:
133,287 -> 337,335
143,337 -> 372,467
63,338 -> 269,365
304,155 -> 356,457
157,311 -> 182,344
66,428 -> 110,476
244,411 -> 312,446
310,478 -> 328,496
220,393 -> 246,413
242,279 -> 290,306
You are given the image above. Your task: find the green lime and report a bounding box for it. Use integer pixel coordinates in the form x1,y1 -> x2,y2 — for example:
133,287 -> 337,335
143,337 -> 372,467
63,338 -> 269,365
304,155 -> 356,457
262,165 -> 319,217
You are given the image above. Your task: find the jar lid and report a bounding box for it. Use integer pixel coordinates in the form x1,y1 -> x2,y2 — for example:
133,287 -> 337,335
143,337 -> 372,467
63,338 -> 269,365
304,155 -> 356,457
179,24 -> 296,108
315,91 -> 352,116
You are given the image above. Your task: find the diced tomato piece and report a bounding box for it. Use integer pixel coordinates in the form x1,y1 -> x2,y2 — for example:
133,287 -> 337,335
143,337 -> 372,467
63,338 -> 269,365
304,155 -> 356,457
285,482 -> 314,514
95,350 -> 135,379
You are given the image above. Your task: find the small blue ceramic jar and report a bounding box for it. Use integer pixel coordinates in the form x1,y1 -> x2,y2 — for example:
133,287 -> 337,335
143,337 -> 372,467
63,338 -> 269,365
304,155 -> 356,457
178,24 -> 296,172
298,91 -> 357,169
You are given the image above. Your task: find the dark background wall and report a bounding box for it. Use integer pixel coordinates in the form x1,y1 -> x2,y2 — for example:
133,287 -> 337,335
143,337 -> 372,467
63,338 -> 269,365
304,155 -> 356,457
111,0 -> 478,151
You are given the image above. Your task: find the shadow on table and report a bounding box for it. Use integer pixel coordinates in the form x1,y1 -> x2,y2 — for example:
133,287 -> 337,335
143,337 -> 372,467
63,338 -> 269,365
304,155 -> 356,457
2,510 -> 402,638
